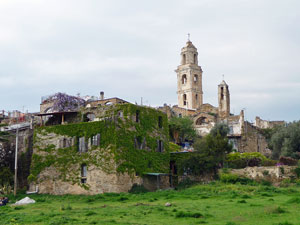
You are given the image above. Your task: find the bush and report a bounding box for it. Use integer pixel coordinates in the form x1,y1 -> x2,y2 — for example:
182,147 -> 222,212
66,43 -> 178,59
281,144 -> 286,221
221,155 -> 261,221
175,211 -> 203,218
294,167 -> 300,178
279,156 -> 298,166
226,152 -> 268,169
219,172 -> 254,185
176,177 -> 198,190
129,184 -> 148,194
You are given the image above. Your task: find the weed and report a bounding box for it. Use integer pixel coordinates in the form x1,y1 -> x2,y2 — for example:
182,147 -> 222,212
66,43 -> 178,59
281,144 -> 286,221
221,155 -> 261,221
274,222 -> 293,225
175,211 -> 203,218
237,200 -> 247,203
272,206 -> 286,214
118,197 -> 129,201
13,206 -> 24,210
85,211 -> 97,216
287,197 -> 300,204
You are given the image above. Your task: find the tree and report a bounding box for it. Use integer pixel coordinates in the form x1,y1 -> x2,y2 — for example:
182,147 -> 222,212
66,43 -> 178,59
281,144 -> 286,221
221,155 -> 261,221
269,121 -> 300,159
177,123 -> 233,175
169,116 -> 196,143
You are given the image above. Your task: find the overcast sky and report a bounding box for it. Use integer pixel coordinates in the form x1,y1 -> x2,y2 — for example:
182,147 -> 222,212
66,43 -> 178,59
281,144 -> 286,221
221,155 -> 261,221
0,0 -> 299,122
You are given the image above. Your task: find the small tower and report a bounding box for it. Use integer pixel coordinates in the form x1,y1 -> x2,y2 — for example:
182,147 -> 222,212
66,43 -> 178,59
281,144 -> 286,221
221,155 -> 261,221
176,39 -> 203,109
218,80 -> 230,118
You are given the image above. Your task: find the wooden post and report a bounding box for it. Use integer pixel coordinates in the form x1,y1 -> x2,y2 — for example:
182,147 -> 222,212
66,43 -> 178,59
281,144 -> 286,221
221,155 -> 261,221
61,114 -> 65,125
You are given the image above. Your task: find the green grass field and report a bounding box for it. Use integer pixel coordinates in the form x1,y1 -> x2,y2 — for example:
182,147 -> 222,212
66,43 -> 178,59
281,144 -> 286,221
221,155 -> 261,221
1,182 -> 300,225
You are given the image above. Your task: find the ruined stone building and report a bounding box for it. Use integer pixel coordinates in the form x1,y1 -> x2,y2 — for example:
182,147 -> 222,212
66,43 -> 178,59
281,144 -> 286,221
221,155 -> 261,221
29,97 -> 170,195
159,39 -> 273,155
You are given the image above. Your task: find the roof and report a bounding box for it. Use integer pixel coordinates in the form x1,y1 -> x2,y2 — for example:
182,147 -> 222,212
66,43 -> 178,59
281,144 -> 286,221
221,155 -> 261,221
145,173 -> 169,176
37,111 -> 78,116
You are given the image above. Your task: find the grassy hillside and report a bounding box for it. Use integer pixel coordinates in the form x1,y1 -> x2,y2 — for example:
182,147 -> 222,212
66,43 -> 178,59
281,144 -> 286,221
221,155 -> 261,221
1,182 -> 299,225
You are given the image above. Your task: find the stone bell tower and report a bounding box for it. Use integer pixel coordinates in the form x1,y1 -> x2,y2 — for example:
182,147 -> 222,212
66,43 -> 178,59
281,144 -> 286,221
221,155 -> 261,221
218,80 -> 230,118
175,39 -> 203,109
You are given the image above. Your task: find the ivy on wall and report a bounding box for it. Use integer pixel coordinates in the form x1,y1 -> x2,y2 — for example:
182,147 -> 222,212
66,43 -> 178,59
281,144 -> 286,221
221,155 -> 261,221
29,104 -> 170,189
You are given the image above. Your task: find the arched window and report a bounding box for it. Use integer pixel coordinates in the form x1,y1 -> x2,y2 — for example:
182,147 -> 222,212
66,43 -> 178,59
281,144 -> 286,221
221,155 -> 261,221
194,54 -> 197,64
221,87 -> 224,100
183,94 -> 187,106
195,94 -> 198,100
182,74 -> 187,84
182,54 -> 186,64
196,117 -> 207,125
194,74 -> 198,83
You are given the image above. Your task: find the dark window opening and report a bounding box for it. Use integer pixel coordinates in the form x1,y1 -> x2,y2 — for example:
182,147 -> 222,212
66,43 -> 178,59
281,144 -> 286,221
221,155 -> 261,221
81,164 -> 87,183
136,110 -> 140,122
158,116 -> 163,128
118,111 -> 123,118
179,113 -> 182,118
183,94 -> 187,106
134,136 -> 145,149
182,54 -> 186,64
221,87 -> 224,100
157,140 -> 163,152
196,117 -> 207,125
195,94 -> 198,100
194,54 -> 197,64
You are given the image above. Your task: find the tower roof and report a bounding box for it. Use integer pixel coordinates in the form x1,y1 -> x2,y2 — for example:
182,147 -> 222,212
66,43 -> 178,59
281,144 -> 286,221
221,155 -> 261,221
185,40 -> 196,48
219,80 -> 228,86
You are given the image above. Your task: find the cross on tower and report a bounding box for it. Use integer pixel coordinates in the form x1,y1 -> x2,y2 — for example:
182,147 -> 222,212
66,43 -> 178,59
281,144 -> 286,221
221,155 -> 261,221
187,33 -> 190,41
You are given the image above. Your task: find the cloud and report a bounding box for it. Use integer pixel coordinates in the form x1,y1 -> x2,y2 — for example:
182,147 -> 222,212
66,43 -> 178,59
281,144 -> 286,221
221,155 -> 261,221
0,0 -> 299,121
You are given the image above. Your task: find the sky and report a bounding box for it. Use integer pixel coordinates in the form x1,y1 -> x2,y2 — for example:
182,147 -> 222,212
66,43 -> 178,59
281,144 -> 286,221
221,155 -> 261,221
0,0 -> 300,122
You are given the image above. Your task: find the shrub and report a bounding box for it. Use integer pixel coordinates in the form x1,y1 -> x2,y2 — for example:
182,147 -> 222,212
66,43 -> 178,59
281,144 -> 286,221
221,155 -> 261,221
279,156 -> 298,166
263,170 -> 269,176
294,167 -> 300,178
226,152 -> 268,169
175,211 -> 203,218
219,172 -> 254,185
129,184 -> 148,194
272,206 -> 286,214
176,177 -> 198,190
280,167 -> 285,174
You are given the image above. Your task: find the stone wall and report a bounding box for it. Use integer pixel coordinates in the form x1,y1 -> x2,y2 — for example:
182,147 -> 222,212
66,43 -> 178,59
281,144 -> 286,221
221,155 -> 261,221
231,165 -> 296,181
31,166 -> 142,195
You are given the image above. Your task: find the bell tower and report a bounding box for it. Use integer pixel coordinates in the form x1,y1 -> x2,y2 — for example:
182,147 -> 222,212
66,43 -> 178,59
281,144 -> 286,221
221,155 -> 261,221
218,80 -> 230,118
176,39 -> 203,109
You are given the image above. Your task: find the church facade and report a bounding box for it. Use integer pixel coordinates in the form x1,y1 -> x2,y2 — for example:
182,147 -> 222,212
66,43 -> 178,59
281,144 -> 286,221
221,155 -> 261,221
159,39 -> 270,155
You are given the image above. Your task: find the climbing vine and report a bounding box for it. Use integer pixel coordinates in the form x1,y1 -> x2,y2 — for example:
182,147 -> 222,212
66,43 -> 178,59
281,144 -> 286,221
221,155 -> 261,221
29,104 -> 170,189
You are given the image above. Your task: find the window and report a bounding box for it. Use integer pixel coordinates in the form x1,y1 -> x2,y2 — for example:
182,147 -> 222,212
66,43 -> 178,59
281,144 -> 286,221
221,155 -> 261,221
221,87 -> 224,100
182,74 -> 187,84
91,134 -> 100,146
136,110 -> 140,122
134,136 -> 145,149
196,117 -> 207,125
157,140 -> 163,152
195,94 -> 198,100
158,116 -> 163,128
178,113 -> 182,118
194,74 -> 198,83
183,94 -> 187,106
78,137 -> 88,153
81,164 -> 87,183
194,54 -> 197,64
118,111 -> 123,118
182,54 -> 186,64
86,113 -> 95,122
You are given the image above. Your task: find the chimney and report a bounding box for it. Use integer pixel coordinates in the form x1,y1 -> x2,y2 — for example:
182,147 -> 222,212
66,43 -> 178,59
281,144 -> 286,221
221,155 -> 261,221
100,91 -> 104,100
